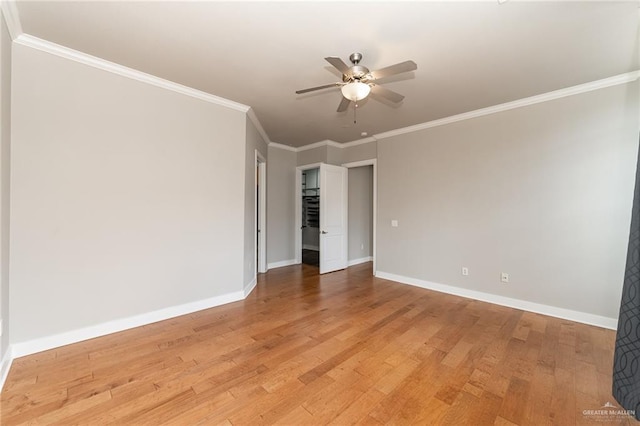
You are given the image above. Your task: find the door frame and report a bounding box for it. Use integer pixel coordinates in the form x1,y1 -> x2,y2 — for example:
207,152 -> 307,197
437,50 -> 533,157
295,162 -> 323,265
342,159 -> 377,273
256,150 -> 267,274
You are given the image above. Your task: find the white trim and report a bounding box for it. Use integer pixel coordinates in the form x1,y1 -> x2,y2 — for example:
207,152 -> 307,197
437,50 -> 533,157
375,271 -> 618,330
244,276 -> 257,297
342,159 -> 376,169
14,34 -> 250,113
0,346 -> 13,391
297,162 -> 323,170
268,142 -> 297,152
247,108 -> 271,145
269,138 -> 377,153
295,169 -> 302,264
0,0 -> 22,40
325,140 -> 343,149
303,244 -> 319,251
343,159 -> 377,274
297,140 -> 333,152
267,259 -> 298,270
11,291 -> 244,358
348,256 -> 373,267
342,137 -> 377,148
374,70 -> 640,141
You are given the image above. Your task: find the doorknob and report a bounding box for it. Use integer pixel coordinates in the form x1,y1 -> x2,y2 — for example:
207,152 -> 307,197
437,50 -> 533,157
321,230 -> 328,234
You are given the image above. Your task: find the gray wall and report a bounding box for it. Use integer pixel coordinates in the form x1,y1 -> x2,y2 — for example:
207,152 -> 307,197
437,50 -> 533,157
377,81 -> 639,320
342,142 -> 377,164
296,141 -> 377,167
243,118 -> 267,288
0,11 -> 11,360
326,145 -> 343,165
297,145 -> 326,166
267,146 -> 297,264
348,166 -> 373,261
10,44 -> 247,343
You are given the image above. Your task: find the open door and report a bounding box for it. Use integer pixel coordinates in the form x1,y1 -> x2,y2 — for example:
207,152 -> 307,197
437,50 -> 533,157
319,163 -> 348,274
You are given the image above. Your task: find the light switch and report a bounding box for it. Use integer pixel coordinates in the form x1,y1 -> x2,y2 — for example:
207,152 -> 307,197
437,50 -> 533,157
391,220 -> 398,227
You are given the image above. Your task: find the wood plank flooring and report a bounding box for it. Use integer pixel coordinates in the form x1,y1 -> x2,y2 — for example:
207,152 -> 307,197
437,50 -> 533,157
1,263 -> 634,425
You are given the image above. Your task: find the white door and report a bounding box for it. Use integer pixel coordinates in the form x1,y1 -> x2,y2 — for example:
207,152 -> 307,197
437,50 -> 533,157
320,163 -> 348,274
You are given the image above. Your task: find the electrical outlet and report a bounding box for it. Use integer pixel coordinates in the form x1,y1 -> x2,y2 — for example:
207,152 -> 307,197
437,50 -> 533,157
462,267 -> 469,276
361,243 -> 364,250
391,220 -> 398,227
501,272 -> 510,283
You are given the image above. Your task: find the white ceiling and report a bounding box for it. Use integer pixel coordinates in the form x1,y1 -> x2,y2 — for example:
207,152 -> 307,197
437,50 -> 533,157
14,1 -> 640,148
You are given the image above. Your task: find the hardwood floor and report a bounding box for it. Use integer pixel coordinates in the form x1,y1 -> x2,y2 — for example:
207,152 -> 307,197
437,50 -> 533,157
1,263 -> 634,425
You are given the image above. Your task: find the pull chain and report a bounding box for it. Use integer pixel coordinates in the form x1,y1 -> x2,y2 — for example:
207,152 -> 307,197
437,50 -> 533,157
353,102 -> 358,124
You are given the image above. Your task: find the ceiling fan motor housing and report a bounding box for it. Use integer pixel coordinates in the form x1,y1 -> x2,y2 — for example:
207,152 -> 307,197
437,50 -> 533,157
344,65 -> 371,82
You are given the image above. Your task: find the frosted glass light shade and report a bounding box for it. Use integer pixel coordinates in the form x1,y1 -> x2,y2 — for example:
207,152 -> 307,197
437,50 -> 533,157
341,82 -> 371,101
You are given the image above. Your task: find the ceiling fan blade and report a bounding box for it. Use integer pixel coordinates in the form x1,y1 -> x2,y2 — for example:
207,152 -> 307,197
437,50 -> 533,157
370,84 -> 405,103
295,83 -> 339,94
370,60 -> 417,80
325,57 -> 351,75
337,96 -> 351,112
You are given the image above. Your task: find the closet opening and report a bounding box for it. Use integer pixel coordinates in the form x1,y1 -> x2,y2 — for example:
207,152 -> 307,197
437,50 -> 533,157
301,167 -> 320,266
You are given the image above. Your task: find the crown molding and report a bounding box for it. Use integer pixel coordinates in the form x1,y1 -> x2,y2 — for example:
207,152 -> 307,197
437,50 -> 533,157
246,108 -> 271,145
325,140 -> 343,149
297,139 -> 332,152
375,70 -> 640,141
342,136 -> 378,148
268,142 -> 297,152
0,0 -> 22,40
14,34 -> 251,113
269,137 -> 378,153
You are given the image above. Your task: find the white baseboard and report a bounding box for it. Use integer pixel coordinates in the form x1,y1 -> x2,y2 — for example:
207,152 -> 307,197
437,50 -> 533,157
267,259 -> 298,270
0,346 -> 13,391
244,276 -> 257,297
348,256 -> 373,267
11,290 -> 245,358
302,244 -> 319,251
375,271 -> 618,330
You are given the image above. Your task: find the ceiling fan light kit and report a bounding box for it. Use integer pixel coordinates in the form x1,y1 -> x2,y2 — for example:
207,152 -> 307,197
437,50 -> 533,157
341,81 -> 371,102
296,52 -> 417,113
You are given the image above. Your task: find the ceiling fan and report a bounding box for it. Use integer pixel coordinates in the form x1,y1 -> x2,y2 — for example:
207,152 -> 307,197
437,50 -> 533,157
296,53 -> 417,112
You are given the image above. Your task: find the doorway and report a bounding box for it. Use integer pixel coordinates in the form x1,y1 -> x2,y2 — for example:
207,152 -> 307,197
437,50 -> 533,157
343,159 -> 377,273
301,167 -> 320,266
